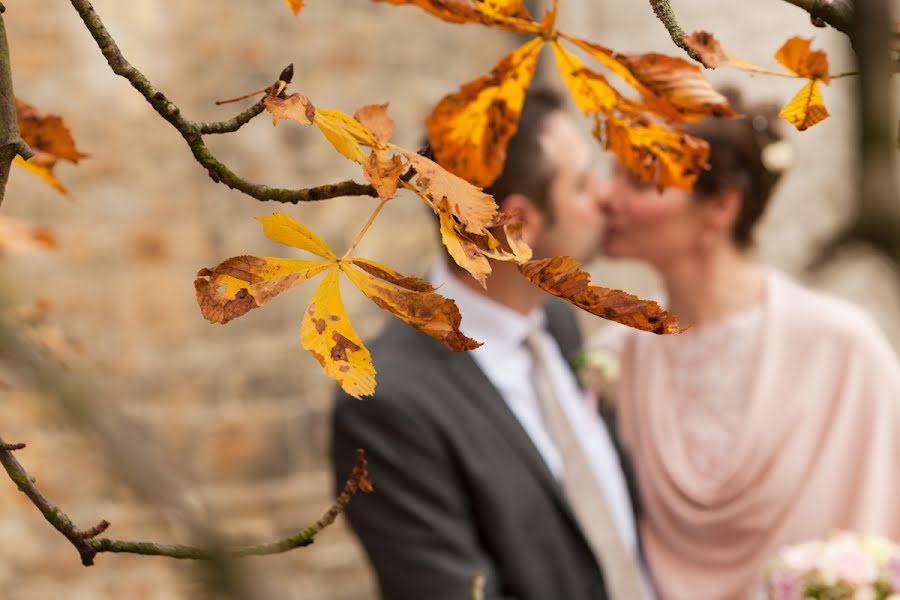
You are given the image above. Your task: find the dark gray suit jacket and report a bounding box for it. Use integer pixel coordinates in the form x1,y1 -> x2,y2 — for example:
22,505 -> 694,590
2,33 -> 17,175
331,300 -> 636,600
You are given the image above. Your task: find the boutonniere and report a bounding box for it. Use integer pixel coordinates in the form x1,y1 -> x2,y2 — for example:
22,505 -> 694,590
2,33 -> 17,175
571,348 -> 621,409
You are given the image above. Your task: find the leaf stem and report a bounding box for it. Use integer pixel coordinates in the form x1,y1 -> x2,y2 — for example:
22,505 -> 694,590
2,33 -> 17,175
342,198 -> 389,259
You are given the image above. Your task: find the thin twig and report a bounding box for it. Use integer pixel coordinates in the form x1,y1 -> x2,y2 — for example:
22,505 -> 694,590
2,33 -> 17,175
67,0 -> 377,204
1,442 -> 25,450
781,0 -> 854,36
0,434 -> 372,565
647,0 -> 701,63
198,97 -> 268,135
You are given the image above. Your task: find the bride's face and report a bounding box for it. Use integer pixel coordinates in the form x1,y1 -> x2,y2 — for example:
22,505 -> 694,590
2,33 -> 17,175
602,163 -> 710,267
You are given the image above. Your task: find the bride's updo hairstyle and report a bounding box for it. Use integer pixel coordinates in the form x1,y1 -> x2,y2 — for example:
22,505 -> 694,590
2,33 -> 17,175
687,88 -> 789,249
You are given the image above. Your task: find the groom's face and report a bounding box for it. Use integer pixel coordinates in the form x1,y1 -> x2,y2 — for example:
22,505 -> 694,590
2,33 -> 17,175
531,112 -> 609,263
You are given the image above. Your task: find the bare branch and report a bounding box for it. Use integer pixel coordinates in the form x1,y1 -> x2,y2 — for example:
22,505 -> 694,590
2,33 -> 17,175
67,0 -> 377,204
198,97 -> 268,135
1,442 -> 25,450
781,0 -> 854,36
647,0 -> 702,63
1,433 -> 372,565
0,4 -> 35,206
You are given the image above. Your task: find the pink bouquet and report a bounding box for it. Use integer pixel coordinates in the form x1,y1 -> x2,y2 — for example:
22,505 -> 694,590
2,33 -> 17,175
766,532 -> 900,600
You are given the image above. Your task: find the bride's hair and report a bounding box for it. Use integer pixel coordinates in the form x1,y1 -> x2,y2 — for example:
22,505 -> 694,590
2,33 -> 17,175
688,87 -> 788,249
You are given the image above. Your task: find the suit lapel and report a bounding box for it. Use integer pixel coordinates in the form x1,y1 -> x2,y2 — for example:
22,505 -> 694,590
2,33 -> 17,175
439,342 -> 584,532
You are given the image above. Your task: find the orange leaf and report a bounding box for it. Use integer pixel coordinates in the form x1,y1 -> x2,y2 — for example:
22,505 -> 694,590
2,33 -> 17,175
195,256 -> 331,324
375,0 -> 535,31
400,150 -> 498,233
519,256 -> 681,334
285,0 -> 304,14
354,103 -> 395,143
364,148 -> 405,200
780,79 -> 829,131
265,93 -> 316,126
552,40 -> 618,115
302,268 -> 376,398
0,215 -> 57,254
425,37 -> 543,188
775,36 -> 830,82
15,98 -> 88,163
344,259 -> 481,351
603,113 -> 709,191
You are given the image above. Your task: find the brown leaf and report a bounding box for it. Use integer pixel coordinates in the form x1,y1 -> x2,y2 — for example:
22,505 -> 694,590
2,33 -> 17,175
15,98 -> 88,163
374,0 -> 534,30
344,259 -> 481,351
425,37 -> 543,188
195,255 -> 331,324
364,149 -> 405,200
519,256 -> 681,334
353,103 -> 394,143
682,31 -> 731,69
401,150 -> 498,233
265,93 -> 316,126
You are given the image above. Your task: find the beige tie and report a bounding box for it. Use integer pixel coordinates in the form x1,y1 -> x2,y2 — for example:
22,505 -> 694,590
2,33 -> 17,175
524,329 -> 645,600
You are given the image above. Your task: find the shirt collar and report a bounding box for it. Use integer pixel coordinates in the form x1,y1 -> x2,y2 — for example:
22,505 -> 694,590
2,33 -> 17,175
430,259 -> 546,351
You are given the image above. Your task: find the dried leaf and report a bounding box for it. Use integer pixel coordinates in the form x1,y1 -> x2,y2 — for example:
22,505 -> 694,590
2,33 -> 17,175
195,256 -> 331,324
13,154 -> 70,197
364,149 -> 405,200
302,268 -> 375,398
285,0 -> 304,15
433,198 -> 492,286
353,103 -> 394,143
425,37 -> 543,187
780,79 -> 829,131
603,113 -> 709,190
344,259 -> 481,351
0,215 -> 57,254
265,93 -> 316,126
682,31 -> 787,75
15,98 -> 88,163
775,36 -> 830,82
257,212 -> 337,259
552,41 -> 618,115
401,149 -> 498,233
374,0 -> 534,30
519,256 -> 681,334
314,108 -> 377,163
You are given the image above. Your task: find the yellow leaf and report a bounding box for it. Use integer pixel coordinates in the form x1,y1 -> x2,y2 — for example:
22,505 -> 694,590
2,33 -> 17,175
552,41 -> 618,115
434,198 -> 492,286
257,212 -> 336,259
400,150 -> 498,233
13,154 -> 69,197
425,37 -> 543,188
353,103 -> 394,143
195,256 -> 331,324
520,255 -> 681,334
780,79 -> 829,131
775,36 -> 830,82
343,259 -> 481,351
265,93 -> 316,126
374,0 -> 535,31
285,0 -> 304,15
314,108 -> 377,164
302,268 -> 375,398
604,113 -> 709,190
364,149 -> 405,200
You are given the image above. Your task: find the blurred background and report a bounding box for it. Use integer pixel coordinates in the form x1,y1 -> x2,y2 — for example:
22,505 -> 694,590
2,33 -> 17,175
2,0 -> 898,598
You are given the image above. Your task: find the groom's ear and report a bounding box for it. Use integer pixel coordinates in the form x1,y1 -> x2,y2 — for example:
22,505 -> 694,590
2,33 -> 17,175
702,188 -> 742,235
498,193 -> 545,247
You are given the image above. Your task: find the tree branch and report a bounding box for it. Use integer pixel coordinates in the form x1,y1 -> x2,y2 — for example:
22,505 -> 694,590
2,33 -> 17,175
67,0 -> 377,204
0,2 -> 35,207
780,0 -> 854,36
648,0 -> 702,62
1,434 -> 372,566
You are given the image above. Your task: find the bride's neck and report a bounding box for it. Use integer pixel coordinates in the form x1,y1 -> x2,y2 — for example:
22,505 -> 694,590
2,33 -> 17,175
660,244 -> 765,328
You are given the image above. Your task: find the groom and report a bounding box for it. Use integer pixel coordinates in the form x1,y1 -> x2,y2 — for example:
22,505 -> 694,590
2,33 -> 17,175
330,87 -> 650,600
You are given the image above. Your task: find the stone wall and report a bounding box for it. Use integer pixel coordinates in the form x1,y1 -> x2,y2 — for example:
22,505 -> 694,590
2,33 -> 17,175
2,1 -> 898,598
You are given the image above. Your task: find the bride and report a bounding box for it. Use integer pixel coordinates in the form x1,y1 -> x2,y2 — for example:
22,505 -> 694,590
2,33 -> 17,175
590,93 -> 900,599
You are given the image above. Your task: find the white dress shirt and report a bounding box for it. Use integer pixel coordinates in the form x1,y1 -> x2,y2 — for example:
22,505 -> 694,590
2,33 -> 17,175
431,261 -> 650,594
